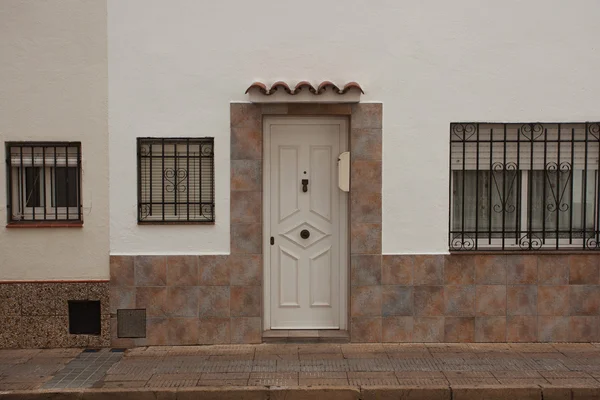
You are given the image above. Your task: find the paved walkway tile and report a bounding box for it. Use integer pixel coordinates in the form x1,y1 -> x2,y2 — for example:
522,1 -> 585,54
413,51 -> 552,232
2,343 -> 600,394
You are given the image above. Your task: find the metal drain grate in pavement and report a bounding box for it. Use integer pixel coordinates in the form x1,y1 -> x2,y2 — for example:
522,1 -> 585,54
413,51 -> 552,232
42,349 -> 123,389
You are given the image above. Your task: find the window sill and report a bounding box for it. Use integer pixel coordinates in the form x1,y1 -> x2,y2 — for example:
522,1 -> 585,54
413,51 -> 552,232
449,250 -> 600,255
137,221 -> 215,225
6,222 -> 83,229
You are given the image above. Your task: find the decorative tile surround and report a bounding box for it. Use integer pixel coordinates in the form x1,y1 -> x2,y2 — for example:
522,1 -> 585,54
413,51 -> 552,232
0,281 -> 110,348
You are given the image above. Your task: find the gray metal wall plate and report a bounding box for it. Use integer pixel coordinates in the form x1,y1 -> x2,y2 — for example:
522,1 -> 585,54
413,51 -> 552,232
117,309 -> 146,338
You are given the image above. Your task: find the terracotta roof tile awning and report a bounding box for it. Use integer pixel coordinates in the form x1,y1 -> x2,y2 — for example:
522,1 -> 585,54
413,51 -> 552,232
245,81 -> 364,95
245,81 -> 363,103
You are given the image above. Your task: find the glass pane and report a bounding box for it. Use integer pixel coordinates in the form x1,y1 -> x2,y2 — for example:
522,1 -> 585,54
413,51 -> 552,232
54,167 -> 78,207
529,169 -> 595,236
453,170 -> 518,235
25,167 -> 42,207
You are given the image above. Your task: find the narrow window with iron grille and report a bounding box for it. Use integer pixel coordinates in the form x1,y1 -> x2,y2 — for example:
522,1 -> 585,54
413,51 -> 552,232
6,142 -> 82,224
137,138 -> 214,223
449,123 -> 600,251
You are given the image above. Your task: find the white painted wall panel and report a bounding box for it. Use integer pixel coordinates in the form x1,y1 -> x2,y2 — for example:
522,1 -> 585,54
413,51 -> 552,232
0,0 -> 109,279
108,0 -> 600,254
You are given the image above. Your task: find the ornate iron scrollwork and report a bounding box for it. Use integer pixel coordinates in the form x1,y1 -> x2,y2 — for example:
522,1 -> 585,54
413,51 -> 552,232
544,161 -> 571,213
164,168 -> 188,193
450,233 -> 475,251
520,123 -> 544,141
451,123 -> 476,141
519,233 -> 543,250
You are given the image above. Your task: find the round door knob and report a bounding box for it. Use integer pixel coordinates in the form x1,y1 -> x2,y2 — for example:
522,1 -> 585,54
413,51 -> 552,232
300,229 -> 310,239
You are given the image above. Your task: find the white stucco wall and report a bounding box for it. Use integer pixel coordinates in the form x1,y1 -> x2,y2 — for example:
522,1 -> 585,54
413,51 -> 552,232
108,0 -> 600,255
0,0 -> 109,279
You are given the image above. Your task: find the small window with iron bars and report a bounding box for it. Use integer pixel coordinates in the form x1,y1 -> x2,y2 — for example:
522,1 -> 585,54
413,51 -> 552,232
6,142 -> 82,224
137,138 -> 215,223
450,123 -> 600,251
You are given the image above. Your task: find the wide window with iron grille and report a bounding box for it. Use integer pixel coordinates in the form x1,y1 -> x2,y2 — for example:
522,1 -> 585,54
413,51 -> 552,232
137,138 -> 214,223
450,123 -> 600,251
6,142 -> 82,224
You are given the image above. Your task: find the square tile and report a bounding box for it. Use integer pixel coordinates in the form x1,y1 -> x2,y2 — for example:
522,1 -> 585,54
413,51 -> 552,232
231,160 -> 261,191
444,317 -> 475,343
351,255 -> 382,286
444,285 -> 475,316
350,223 -> 381,255
198,318 -> 231,344
538,255 -> 569,285
135,287 -> 168,318
351,103 -> 383,129
475,317 -> 506,342
230,103 -> 261,128
230,317 -> 262,344
166,287 -> 199,317
382,286 -> 413,316
110,256 -> 135,287
507,316 -> 537,342
231,224 -> 262,255
351,286 -> 382,317
350,191 -> 382,224
198,255 -> 229,285
230,286 -> 261,317
351,127 -> 382,162
350,160 -> 382,193
0,284 -> 20,316
569,316 -> 600,342
198,286 -> 230,317
414,255 -> 444,285
134,256 -> 166,286
231,191 -> 262,224
110,286 -> 135,314
569,285 -> 600,316
414,286 -> 444,316
537,286 -> 569,316
231,125 -> 262,160
382,255 -> 413,285
167,318 -> 199,345
506,256 -> 537,284
474,255 -> 506,284
0,317 -> 22,348
569,255 -> 599,284
507,285 -> 537,316
538,316 -> 569,342
351,317 -> 382,343
475,285 -> 506,316
413,317 -> 444,342
229,254 -> 262,286
20,283 -> 56,316
445,256 -> 474,284
382,317 -> 413,342
166,256 -> 198,286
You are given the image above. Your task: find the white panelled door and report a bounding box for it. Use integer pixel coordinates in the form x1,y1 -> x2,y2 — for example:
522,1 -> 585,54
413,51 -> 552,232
265,117 -> 348,329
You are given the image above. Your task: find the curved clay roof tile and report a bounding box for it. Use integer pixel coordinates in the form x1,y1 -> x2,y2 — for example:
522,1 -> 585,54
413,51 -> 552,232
316,81 -> 340,94
341,81 -> 364,94
270,81 -> 293,94
293,81 -> 317,94
244,82 -> 269,95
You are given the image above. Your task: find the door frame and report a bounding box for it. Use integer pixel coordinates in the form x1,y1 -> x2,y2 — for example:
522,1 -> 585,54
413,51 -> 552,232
263,116 -> 349,330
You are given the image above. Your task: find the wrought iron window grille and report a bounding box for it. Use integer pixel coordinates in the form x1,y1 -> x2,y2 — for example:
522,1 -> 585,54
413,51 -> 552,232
5,142 -> 82,224
449,122 -> 600,251
137,137 -> 215,223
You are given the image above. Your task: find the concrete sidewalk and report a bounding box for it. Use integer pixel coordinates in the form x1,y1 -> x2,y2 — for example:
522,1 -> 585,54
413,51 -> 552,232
1,343 -> 600,398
